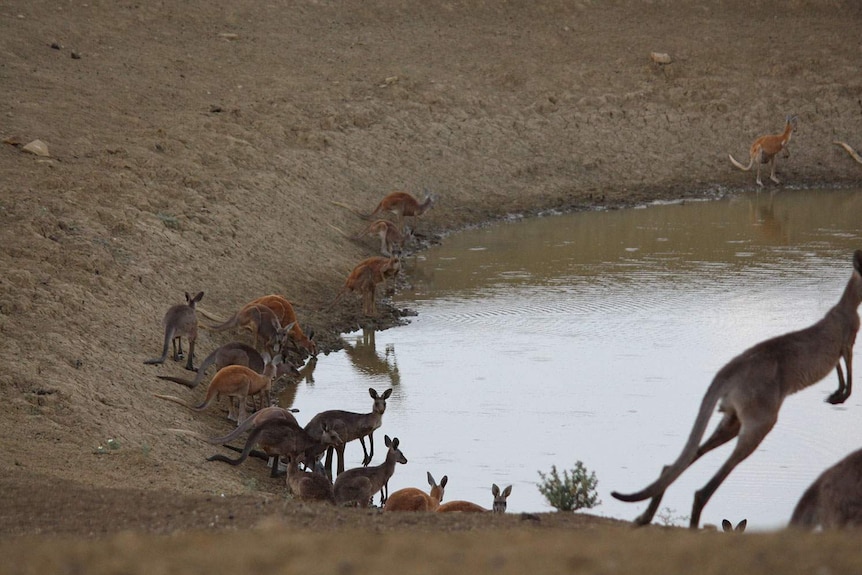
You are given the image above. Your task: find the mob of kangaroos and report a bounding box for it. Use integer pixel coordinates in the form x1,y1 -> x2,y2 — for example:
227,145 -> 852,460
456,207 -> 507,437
612,249 -> 862,529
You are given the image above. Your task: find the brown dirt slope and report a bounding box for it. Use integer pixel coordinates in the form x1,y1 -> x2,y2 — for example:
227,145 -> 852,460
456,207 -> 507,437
1,0 -> 862,572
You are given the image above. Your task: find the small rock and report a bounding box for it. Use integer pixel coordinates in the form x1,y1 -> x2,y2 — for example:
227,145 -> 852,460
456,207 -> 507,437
71,51 -> 81,59
650,52 -> 672,64
50,41 -> 61,50
219,33 -> 239,40
22,139 -> 50,157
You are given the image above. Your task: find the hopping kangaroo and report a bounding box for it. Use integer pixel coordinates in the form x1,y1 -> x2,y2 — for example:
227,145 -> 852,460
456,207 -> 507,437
156,341 -> 299,389
199,302 -> 289,356
144,291 -> 204,371
790,447 -> 862,529
334,191 -> 434,233
729,115 -> 798,186
209,418 -> 342,477
612,249 -> 862,529
333,435 -> 407,507
436,484 -> 512,513
329,256 -> 401,316
304,387 -> 393,479
384,472 -> 448,512
155,361 -> 277,424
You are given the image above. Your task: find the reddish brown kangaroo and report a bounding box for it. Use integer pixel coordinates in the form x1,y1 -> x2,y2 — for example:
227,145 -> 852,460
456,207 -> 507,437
247,294 -> 317,357
155,361 -> 277,424
729,115 -> 797,186
436,484 -> 512,513
333,191 -> 434,233
333,435 -> 407,507
303,387 -> 392,479
612,250 -> 862,529
156,341 -> 300,389
144,291 -> 204,371
329,256 -> 401,316
199,302 -> 289,356
790,447 -> 862,529
353,219 -> 409,257
384,472 -> 448,512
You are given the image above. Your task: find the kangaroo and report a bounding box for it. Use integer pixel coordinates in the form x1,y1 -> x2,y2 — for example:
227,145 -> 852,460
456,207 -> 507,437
729,115 -> 798,186
286,456 -> 336,504
199,303 -> 288,356
208,418 -> 342,475
333,191 -> 434,233
436,484 -> 512,513
353,219 -> 409,257
612,249 -> 862,529
303,387 -> 393,479
329,256 -> 401,316
722,519 -> 747,532
144,291 -> 204,371
155,361 -> 277,424
384,472 -> 448,512
333,435 -> 407,507
169,405 -> 300,475
790,447 -> 862,529
833,141 -> 862,165
156,342 -> 300,389
247,295 -> 317,358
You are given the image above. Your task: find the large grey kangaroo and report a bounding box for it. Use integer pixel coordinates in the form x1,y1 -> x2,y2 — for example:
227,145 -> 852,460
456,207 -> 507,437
612,249 -> 862,529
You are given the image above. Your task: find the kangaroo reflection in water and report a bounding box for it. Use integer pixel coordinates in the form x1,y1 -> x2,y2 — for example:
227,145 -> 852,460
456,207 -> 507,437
342,328 -> 400,387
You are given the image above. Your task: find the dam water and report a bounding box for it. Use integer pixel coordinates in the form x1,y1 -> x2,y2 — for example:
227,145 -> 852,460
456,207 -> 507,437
284,187 -> 862,530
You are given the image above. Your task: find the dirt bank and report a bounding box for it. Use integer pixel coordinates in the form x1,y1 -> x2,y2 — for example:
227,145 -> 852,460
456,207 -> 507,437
1,0 -> 862,572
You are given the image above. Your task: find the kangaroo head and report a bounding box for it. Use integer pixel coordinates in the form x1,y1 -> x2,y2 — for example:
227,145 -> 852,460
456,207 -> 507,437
370,387 -> 393,414
491,484 -> 512,513
384,435 -> 408,464
428,472 -> 448,501
721,519 -> 747,532
185,291 -> 204,307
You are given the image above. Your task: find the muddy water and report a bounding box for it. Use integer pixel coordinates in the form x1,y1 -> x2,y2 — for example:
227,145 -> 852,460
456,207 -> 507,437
288,188 -> 862,530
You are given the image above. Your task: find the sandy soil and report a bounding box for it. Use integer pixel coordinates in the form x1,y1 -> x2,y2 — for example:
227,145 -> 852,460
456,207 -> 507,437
2,0 -> 862,572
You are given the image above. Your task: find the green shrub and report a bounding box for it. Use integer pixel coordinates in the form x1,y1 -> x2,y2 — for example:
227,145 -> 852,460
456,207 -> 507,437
537,461 -> 601,512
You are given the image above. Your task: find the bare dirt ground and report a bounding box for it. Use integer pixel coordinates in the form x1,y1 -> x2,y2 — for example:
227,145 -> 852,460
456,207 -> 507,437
2,0 -> 862,573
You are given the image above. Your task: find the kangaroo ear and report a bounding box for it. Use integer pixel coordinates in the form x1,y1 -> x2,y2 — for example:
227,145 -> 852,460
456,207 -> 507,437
384,435 -> 392,447
369,388 -> 379,399
440,476 -> 448,488
381,388 -> 393,399
492,484 -> 500,496
427,471 -> 435,486
722,519 -> 732,531
391,437 -> 399,449
502,485 -> 512,497
193,291 -> 204,302
185,292 -> 191,303
736,519 -> 747,532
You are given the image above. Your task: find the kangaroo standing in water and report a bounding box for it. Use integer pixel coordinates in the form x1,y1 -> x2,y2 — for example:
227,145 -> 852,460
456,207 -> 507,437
612,250 -> 862,529
790,447 -> 862,529
144,291 -> 204,371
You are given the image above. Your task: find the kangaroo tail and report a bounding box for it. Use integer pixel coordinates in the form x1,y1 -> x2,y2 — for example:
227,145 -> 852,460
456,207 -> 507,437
197,307 -> 234,330
167,428 -> 210,442
611,382 -> 724,503
728,153 -> 754,172
207,424 -> 265,466
143,326 -> 175,365
205,414 -> 259,445
154,393 -> 212,413
157,375 -> 200,389
331,200 -> 372,220
833,141 -> 862,165
328,223 -> 353,239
